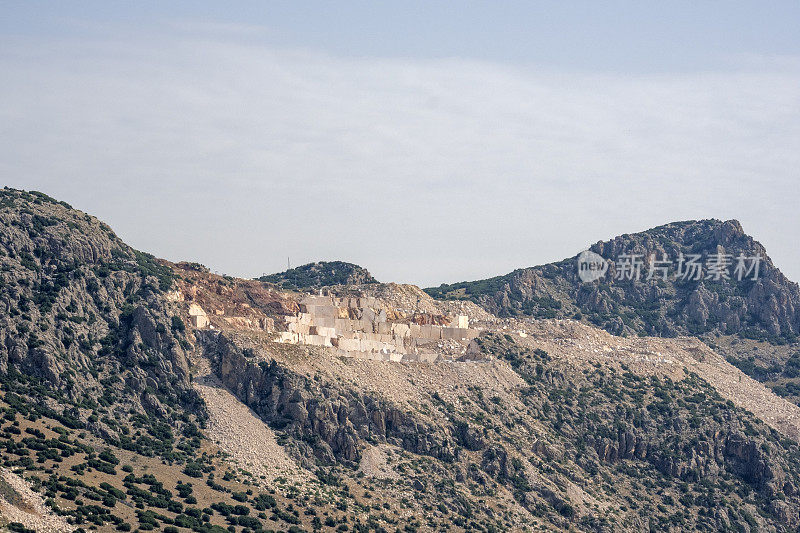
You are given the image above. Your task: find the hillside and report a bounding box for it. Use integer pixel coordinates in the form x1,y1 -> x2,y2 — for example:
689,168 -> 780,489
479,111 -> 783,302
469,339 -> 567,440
0,188 -> 199,422
2,190 -> 800,532
424,219 -> 800,400
257,262 -> 377,291
425,219 -> 799,341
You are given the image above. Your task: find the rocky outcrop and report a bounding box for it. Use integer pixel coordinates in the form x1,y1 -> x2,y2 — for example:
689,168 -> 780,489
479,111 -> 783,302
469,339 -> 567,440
723,433 -> 776,488
586,426 -> 785,492
201,331 -> 458,465
426,219 -> 800,344
0,188 -> 200,422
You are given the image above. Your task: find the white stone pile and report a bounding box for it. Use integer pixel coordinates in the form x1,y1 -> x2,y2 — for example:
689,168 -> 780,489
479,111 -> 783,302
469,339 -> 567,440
276,295 -> 480,362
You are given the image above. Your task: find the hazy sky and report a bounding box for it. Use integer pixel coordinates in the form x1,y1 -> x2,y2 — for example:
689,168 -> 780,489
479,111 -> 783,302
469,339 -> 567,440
2,2 -> 799,286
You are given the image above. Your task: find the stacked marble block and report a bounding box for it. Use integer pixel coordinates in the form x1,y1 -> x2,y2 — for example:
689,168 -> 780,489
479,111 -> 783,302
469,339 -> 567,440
275,295 -> 479,362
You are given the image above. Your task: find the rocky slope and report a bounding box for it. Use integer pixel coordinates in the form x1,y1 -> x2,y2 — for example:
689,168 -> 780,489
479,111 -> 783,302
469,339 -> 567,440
4,190 -> 800,532
425,219 -> 800,396
0,467 -> 72,532
193,322 -> 800,531
0,188 -> 202,428
426,219 -> 800,342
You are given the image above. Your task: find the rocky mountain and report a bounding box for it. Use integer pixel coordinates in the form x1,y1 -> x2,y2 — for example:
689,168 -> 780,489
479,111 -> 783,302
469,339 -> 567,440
258,261 -> 377,290
425,219 -> 800,397
0,188 -> 201,424
426,219 -> 799,342
3,191 -> 800,532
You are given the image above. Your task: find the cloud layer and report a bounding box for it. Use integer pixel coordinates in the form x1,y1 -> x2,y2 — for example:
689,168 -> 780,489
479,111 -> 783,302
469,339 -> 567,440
2,33 -> 799,286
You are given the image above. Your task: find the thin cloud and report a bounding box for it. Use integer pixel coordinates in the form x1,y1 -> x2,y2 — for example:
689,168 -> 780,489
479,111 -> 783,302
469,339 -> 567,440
1,33 -> 798,286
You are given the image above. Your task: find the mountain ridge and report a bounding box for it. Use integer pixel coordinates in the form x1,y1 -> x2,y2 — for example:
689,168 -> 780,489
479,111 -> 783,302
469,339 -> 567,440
424,219 -> 800,390
257,261 -> 377,290
426,218 -> 799,340
3,189 -> 800,532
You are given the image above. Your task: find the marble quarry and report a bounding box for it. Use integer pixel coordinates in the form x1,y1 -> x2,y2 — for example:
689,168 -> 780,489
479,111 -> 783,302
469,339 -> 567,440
275,295 -> 480,362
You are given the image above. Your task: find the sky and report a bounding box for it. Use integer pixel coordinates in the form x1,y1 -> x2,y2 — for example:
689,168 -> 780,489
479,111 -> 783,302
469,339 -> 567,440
2,1 -> 799,286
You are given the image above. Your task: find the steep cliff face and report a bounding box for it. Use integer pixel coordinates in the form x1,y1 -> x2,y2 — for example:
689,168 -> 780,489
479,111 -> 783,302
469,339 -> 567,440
201,331 -> 458,465
0,188 -> 199,423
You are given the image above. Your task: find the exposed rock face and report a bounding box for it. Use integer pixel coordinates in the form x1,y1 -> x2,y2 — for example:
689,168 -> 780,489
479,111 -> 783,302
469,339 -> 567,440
258,261 -> 377,290
477,331 -> 800,530
201,331 -> 459,465
0,188 -> 200,420
6,188 -> 800,531
586,426 -> 781,488
275,294 -> 480,361
426,219 -> 800,343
